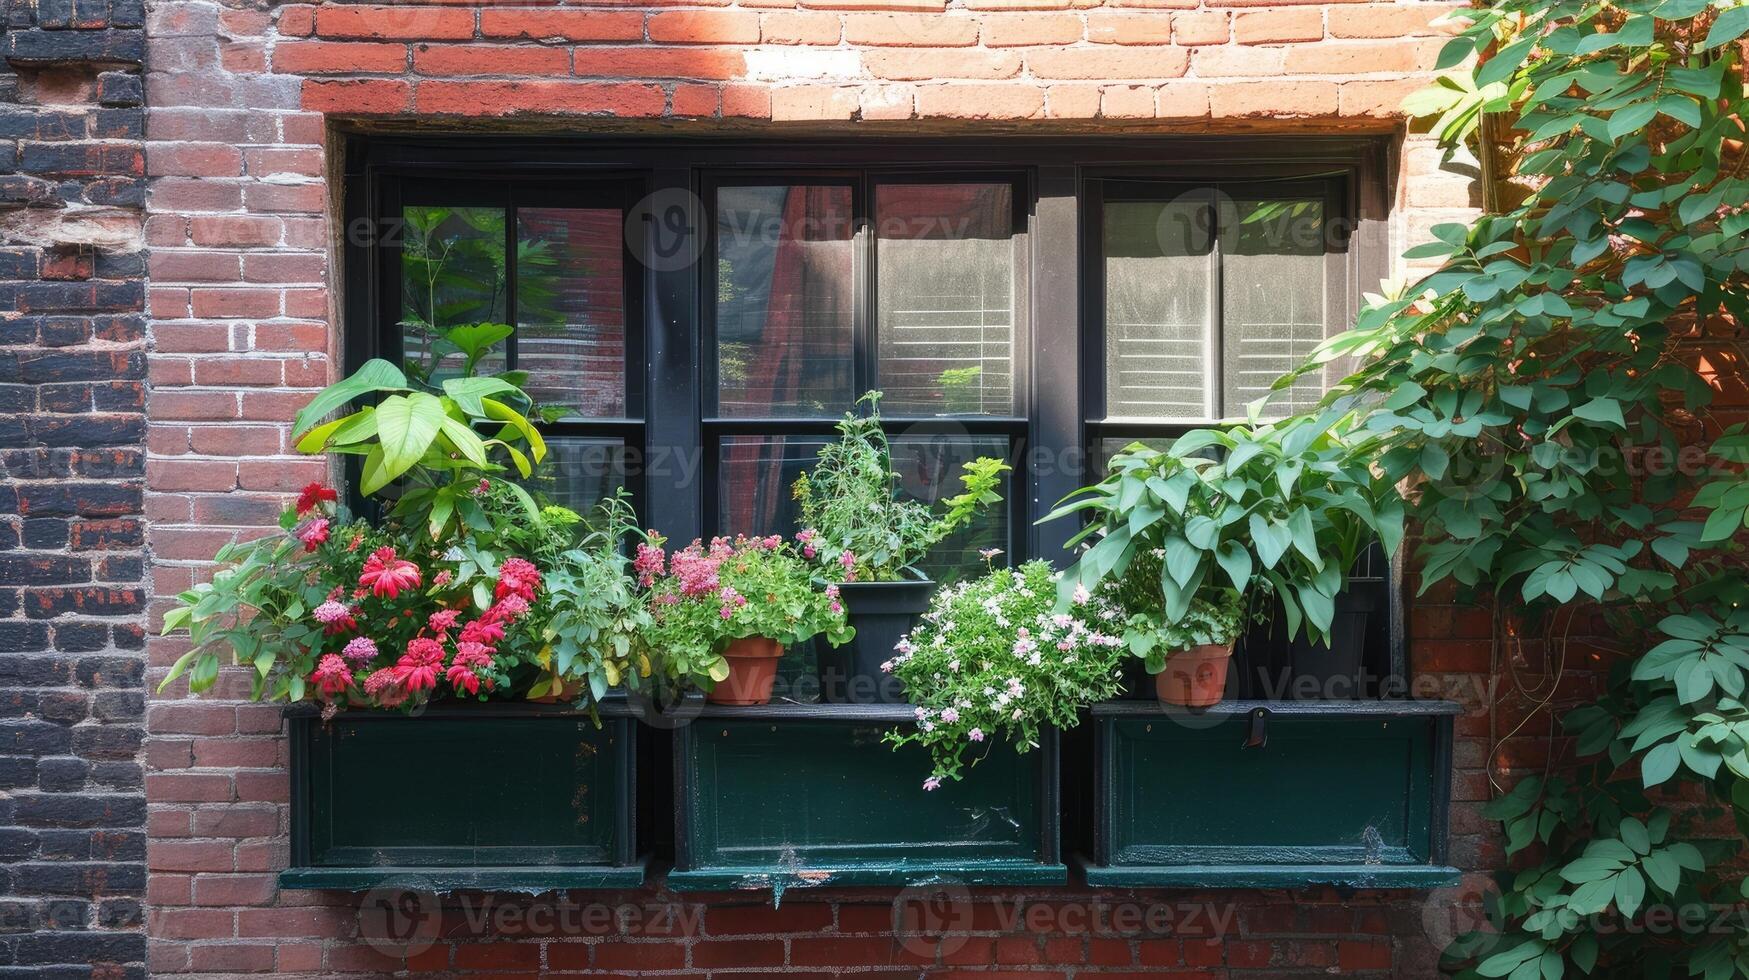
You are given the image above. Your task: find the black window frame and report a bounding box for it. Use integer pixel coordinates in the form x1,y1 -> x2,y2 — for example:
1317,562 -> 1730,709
340,134 -> 1402,680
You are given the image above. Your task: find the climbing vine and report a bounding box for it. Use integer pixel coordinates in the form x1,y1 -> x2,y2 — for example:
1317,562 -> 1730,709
1285,0 -> 1749,975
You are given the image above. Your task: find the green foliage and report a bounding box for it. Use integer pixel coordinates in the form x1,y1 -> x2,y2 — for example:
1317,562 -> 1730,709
1043,411 -> 1401,649
1289,0 -> 1749,975
885,560 -> 1129,786
793,391 -> 1011,582
640,534 -> 854,690
529,490 -> 658,704
292,331 -> 548,538
1120,584 -> 1249,675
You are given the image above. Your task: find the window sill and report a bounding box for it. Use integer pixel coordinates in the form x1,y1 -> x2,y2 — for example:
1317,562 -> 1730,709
1077,859 -> 1460,890
279,858 -> 650,893
667,860 -> 1067,893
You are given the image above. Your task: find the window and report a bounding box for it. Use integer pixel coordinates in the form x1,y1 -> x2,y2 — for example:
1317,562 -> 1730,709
703,173 -> 1027,581
348,139 -> 1390,660
372,179 -> 645,514
1083,176 -> 1350,460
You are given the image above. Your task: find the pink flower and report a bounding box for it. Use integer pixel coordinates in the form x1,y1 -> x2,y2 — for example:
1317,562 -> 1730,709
427,608 -> 461,635
968,728 -> 985,742
1071,583 -> 1091,606
923,777 -> 942,792
719,605 -> 735,620
941,707 -> 959,723
359,547 -> 421,600
341,636 -> 378,664
453,641 -> 493,668
487,594 -> 529,621
311,654 -> 352,697
297,518 -> 330,552
495,557 -> 541,603
296,482 -> 337,516
839,550 -> 857,572
458,618 -> 504,647
312,600 -> 355,637
433,569 -> 453,587
633,542 -> 665,588
363,667 -> 406,708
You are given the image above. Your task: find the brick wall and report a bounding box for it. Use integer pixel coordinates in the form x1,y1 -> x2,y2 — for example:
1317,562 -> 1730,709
136,1 -> 1503,976
0,0 -> 148,976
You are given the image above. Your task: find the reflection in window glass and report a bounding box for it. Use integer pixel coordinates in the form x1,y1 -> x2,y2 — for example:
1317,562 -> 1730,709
875,184 -> 1015,416
400,206 -> 508,382
1103,196 -> 1212,420
517,208 -> 626,418
533,437 -> 628,516
1222,197 -> 1328,416
715,186 -> 855,418
717,433 -> 1009,583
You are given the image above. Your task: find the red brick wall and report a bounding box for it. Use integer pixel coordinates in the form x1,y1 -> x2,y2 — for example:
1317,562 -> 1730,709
141,1 -> 1502,976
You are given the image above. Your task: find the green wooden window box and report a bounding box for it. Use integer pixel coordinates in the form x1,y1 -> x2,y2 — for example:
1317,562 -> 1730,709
280,702 -> 648,892
670,701 -> 1065,892
1083,700 -> 1462,889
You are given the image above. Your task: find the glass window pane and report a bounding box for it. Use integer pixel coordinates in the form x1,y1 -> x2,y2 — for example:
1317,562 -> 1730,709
717,434 -> 832,545
717,432 -> 1010,584
875,183 -> 1015,416
1221,196 -> 1328,417
400,206 -> 508,382
1102,195 -> 1213,421
715,185 -> 855,418
532,436 -> 629,516
517,208 -> 628,419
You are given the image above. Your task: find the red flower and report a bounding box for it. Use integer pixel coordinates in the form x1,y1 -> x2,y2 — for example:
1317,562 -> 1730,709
395,637 -> 445,693
458,618 -> 504,647
495,557 -> 541,603
297,518 -> 330,552
311,654 -> 353,697
453,640 -> 493,669
446,663 -> 481,695
359,546 -> 421,600
296,482 -> 338,515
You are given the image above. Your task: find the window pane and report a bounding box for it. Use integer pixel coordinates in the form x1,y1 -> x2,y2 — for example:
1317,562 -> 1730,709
875,183 -> 1015,416
717,432 -> 1010,583
533,436 -> 629,516
715,185 -> 855,418
889,432 -> 1010,583
400,206 -> 507,381
517,208 -> 627,419
1221,196 -> 1328,416
1102,195 -> 1212,420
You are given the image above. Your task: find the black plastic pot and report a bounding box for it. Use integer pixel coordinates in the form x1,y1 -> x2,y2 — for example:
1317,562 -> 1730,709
1234,589 -> 1378,700
818,578 -> 934,704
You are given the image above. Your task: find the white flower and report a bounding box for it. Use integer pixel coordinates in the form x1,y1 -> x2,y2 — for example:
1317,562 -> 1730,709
1072,583 -> 1091,605
948,659 -> 960,672
941,707 -> 960,723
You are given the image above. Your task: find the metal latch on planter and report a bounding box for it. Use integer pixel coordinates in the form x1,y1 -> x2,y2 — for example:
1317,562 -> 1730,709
1243,707 -> 1270,750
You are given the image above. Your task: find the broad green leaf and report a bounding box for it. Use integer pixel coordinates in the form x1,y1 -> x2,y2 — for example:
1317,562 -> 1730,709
291,358 -> 406,438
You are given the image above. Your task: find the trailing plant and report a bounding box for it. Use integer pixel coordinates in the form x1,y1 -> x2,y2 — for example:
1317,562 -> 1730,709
1273,0 -> 1749,975
885,559 -> 1127,787
640,534 -> 854,691
793,391 -> 1010,582
1044,413 -> 1403,658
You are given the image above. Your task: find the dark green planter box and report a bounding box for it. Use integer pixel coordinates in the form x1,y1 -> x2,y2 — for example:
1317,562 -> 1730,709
670,701 -> 1064,892
280,701 -> 647,892
1085,699 -> 1461,889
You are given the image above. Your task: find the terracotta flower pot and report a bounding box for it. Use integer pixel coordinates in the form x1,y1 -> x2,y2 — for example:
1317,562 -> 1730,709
709,636 -> 785,706
1155,643 -> 1234,708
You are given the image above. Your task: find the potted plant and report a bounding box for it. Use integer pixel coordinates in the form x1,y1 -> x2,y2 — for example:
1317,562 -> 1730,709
640,534 -> 852,705
1045,411 -> 1402,706
884,558 -> 1128,788
158,327 -> 659,714
793,391 -> 1009,703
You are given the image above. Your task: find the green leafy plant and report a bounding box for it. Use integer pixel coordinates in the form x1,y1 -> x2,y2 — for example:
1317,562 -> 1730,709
640,534 -> 854,690
1044,412 -> 1402,656
1270,0 -> 1749,975
291,331 -> 549,538
793,391 -> 1010,582
886,559 -> 1128,787
527,490 -> 658,704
